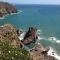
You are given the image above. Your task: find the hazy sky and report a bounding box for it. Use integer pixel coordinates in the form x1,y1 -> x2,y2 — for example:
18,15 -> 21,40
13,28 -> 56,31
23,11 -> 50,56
1,0 -> 60,5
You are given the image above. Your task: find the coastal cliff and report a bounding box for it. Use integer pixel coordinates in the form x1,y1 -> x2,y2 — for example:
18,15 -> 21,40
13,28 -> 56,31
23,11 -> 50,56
0,24 -> 32,60
0,24 -> 22,48
0,2 -> 17,17
0,24 -> 57,60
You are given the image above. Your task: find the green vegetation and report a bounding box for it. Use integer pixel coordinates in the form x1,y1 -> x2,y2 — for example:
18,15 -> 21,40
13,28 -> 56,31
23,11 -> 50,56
0,8 -> 7,13
0,41 -> 33,60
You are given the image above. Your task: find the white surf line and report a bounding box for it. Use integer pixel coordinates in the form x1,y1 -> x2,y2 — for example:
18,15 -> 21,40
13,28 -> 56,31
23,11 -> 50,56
0,10 -> 22,19
56,40 -> 60,44
48,36 -> 60,44
37,29 -> 45,40
38,36 -> 44,40
0,16 -> 5,19
48,37 -> 57,41
47,47 -> 60,60
37,29 -> 42,35
18,32 -> 25,40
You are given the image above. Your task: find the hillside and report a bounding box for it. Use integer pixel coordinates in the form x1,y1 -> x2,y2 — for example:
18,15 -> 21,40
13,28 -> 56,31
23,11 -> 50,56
0,2 -> 17,17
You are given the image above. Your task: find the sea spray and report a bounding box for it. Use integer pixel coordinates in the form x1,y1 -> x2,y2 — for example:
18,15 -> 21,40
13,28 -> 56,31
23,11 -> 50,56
48,36 -> 60,44
47,47 -> 60,60
18,32 -> 25,40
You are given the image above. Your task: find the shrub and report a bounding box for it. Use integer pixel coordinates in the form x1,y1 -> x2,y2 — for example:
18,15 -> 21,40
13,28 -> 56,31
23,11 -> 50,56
0,41 -> 33,60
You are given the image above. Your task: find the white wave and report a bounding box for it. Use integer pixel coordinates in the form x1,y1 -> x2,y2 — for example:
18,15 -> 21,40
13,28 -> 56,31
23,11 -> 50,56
37,29 -> 41,35
37,29 -> 41,32
18,10 -> 23,13
0,10 -> 22,19
56,40 -> 60,44
10,10 -> 22,15
37,29 -> 44,40
38,36 -> 44,40
48,36 -> 60,44
48,36 -> 57,41
47,47 -> 60,60
0,16 -> 5,19
18,32 -> 25,40
37,42 -> 40,45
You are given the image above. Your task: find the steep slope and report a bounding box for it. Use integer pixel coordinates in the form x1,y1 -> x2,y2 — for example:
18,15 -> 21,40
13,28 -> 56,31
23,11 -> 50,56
0,2 -> 17,17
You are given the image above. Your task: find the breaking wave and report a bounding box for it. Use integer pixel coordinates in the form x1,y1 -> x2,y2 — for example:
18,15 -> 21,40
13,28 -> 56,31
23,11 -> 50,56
0,10 -> 22,19
18,32 -> 25,40
37,29 -> 44,40
37,29 -> 60,44
0,16 -> 5,19
37,29 -> 60,60
18,29 -> 60,59
48,37 -> 60,44
47,47 -> 60,60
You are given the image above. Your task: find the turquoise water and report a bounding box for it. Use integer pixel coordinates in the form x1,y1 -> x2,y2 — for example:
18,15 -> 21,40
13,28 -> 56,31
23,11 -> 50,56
0,5 -> 60,55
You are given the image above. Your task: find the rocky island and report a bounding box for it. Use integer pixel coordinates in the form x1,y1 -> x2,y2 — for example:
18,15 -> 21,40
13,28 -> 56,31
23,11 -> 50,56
0,2 -> 17,17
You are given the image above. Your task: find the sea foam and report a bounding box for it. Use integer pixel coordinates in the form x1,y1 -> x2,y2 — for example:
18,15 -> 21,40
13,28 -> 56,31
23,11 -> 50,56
0,10 -> 22,19
18,32 -> 25,40
37,29 -> 44,40
37,29 -> 41,35
48,36 -> 60,44
0,16 -> 5,19
47,47 -> 60,60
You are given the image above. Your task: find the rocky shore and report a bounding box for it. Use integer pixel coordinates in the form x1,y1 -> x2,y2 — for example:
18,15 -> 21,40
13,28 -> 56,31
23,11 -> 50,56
0,24 -> 22,48
0,2 -> 17,17
0,24 -> 57,60
30,44 -> 57,60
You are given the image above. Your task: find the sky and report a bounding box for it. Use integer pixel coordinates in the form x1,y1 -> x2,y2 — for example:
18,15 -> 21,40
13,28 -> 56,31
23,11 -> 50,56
0,0 -> 60,5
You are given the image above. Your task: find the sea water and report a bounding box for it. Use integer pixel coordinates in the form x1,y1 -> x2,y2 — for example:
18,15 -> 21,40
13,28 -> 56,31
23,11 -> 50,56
0,5 -> 60,59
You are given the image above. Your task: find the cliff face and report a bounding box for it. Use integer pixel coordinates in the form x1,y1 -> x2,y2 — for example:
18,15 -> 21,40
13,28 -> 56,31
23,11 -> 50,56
0,24 -> 22,48
0,2 -> 17,17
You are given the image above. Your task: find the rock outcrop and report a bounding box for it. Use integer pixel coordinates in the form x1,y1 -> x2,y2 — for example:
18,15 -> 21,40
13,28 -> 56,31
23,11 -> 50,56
21,27 -> 38,45
0,2 -> 17,17
0,24 -> 22,48
30,44 -> 57,60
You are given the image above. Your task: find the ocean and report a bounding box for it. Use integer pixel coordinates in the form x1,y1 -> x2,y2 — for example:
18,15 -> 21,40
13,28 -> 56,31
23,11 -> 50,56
0,5 -> 60,59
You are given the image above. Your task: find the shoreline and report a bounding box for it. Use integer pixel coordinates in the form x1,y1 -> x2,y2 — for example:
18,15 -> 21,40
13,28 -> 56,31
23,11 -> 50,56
47,47 -> 60,60
0,10 -> 22,19
18,29 -> 60,60
0,23 -> 60,60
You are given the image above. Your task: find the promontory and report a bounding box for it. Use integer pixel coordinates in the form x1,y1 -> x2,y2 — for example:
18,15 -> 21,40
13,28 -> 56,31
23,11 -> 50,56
0,2 -> 17,17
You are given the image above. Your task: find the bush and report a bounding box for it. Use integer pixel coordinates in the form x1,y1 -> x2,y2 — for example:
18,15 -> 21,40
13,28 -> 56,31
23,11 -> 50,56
0,41 -> 33,60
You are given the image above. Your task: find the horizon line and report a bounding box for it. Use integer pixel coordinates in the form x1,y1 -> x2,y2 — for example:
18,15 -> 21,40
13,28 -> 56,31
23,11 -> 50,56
0,1 -> 60,5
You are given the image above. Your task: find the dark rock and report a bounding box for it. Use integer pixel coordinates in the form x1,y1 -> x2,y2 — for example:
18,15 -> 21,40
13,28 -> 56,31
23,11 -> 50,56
22,27 -> 38,45
41,50 -> 48,54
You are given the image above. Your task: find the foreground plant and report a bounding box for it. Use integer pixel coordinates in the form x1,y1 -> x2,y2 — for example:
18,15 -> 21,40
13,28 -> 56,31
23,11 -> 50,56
0,41 -> 33,60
